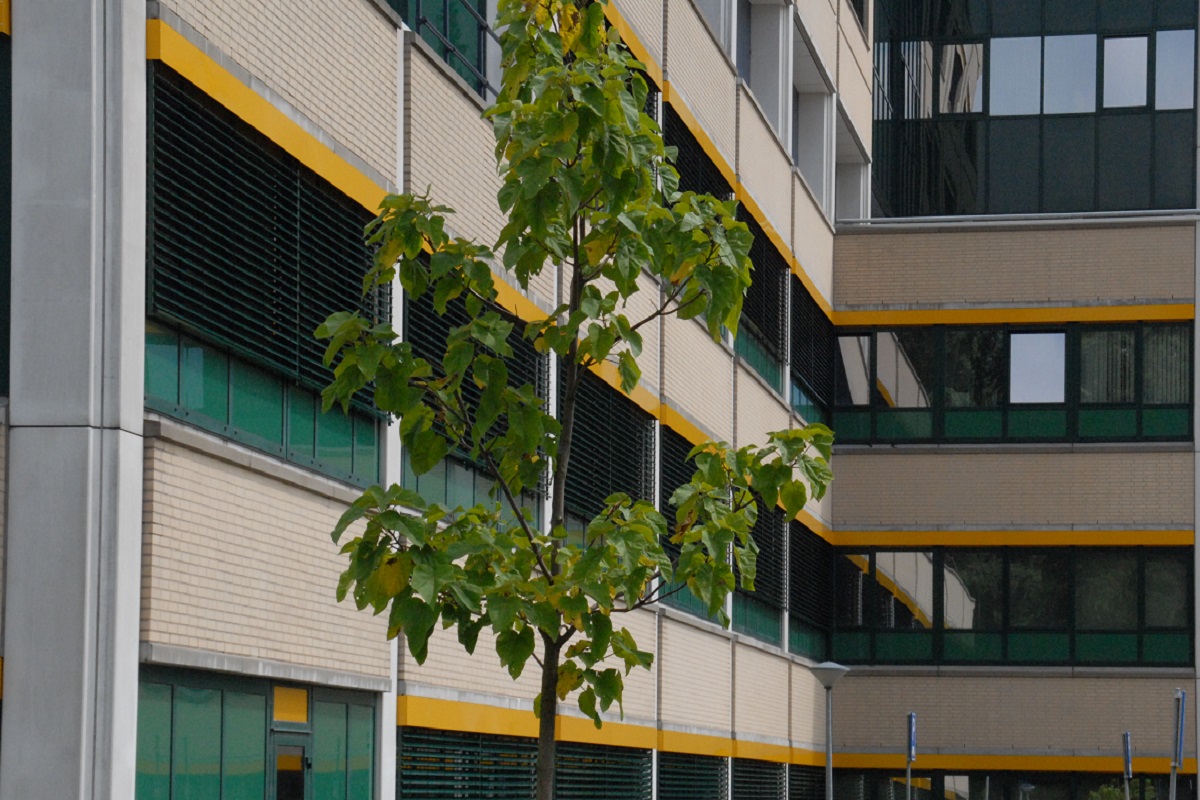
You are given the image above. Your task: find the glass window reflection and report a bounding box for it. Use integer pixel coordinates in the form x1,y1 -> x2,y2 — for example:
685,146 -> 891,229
1146,552 -> 1189,628
835,335 -> 872,406
877,330 -> 937,408
941,43 -> 985,113
1044,35 -> 1096,113
1144,325 -> 1191,404
1104,36 -> 1148,107
1008,552 -> 1070,629
943,551 -> 1003,630
875,552 -> 935,630
1009,332 -> 1066,403
1079,330 -> 1135,403
1157,30 -> 1196,110
1075,551 -> 1138,630
945,330 -> 1004,407
990,37 -> 1042,115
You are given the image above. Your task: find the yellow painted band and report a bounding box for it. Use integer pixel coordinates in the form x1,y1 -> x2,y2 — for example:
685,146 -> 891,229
832,529 -> 1195,547
733,738 -> 792,763
398,695 -> 540,738
661,81 -> 739,193
557,715 -> 658,749
591,358 -> 661,417
604,4 -> 663,89
492,274 -> 549,328
659,728 -> 736,758
836,753 -> 1198,776
833,304 -> 1196,327
0,0 -> 10,36
146,20 -> 387,213
735,186 -> 834,317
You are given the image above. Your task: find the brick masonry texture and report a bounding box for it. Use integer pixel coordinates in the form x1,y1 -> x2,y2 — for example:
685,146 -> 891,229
161,0 -> 398,180
734,644 -> 791,740
141,438 -> 390,679
738,89 -> 794,240
832,450 -> 1194,530
665,0 -> 738,166
834,225 -> 1195,308
615,0 -> 664,67
837,674 -> 1197,756
661,618 -> 733,731
663,314 -> 735,441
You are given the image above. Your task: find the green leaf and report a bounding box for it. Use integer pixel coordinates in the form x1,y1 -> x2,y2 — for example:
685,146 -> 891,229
496,626 -> 536,679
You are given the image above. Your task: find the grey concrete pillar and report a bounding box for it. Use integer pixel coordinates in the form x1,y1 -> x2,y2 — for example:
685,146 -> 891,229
1,0 -> 145,797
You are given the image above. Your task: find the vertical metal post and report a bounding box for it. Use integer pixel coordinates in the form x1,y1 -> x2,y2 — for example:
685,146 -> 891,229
1123,731 -> 1133,800
906,712 -> 917,800
825,685 -> 835,800
1171,689 -> 1187,800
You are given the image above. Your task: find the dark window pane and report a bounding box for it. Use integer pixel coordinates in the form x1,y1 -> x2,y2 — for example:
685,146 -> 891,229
1159,0 -> 1199,27
1080,329 -> 1135,403
990,37 -> 1042,115
1045,0 -> 1097,34
1009,552 -> 1070,628
146,323 -> 180,404
987,118 -> 1040,212
901,41 -> 936,120
936,119 -> 986,213
1044,35 -> 1097,113
940,43 -> 984,113
874,552 -> 935,630
991,0 -> 1041,35
1155,111 -> 1196,208
1043,116 -> 1096,211
1104,36 -> 1149,107
1156,30 -> 1195,109
1099,0 -> 1152,31
945,329 -> 1004,407
1144,325 -> 1191,403
944,550 -> 1004,630
1010,332 -> 1066,403
836,553 -> 871,628
835,335 -> 872,406
1098,113 -> 1152,209
1075,551 -> 1138,629
877,330 -> 937,408
1146,551 -> 1189,627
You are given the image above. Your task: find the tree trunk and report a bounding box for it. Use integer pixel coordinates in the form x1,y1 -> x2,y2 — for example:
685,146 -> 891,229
536,635 -> 561,800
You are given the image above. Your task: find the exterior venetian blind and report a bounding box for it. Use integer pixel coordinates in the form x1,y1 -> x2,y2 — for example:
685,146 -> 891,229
738,501 -> 786,609
555,742 -> 652,800
790,274 -> 835,409
731,758 -> 786,800
560,368 -> 655,520
659,426 -> 694,539
663,104 -> 732,199
789,521 -> 835,629
398,726 -> 536,799
659,751 -> 729,800
789,764 -> 825,800
148,62 -> 388,411
738,210 -> 788,365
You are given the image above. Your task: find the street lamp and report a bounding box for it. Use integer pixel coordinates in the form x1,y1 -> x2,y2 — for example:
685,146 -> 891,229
811,662 -> 851,800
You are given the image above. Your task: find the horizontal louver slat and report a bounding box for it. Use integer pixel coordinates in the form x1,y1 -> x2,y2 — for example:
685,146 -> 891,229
738,210 -> 788,362
789,521 -> 835,629
789,764 -> 825,800
659,751 -> 728,800
790,274 -> 835,409
732,758 -> 786,800
398,726 -> 537,800
555,742 -> 652,800
663,104 -> 732,200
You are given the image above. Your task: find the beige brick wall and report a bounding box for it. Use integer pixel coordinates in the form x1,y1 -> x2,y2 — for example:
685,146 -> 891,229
833,450 -> 1194,531
161,0 -> 397,179
665,0 -> 739,168
661,617 -> 732,732
663,315 -> 735,441
795,174 -> 836,302
735,366 -> 791,450
792,665 -> 827,748
615,0 -> 665,68
797,0 -> 839,74
834,224 -> 1196,309
402,623 -> 543,701
837,673 -> 1197,757
141,438 -> 390,679
733,644 -> 790,741
837,2 -> 874,152
738,89 -> 794,241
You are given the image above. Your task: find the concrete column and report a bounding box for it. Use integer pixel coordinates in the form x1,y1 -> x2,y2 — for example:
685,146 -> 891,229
1,0 -> 145,797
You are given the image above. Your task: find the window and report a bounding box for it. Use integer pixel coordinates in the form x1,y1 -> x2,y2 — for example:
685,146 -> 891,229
1043,35 -> 1096,113
1103,35 -> 1149,107
940,43 -> 984,113
736,213 -> 788,393
1157,30 -> 1196,109
831,547 -> 1193,666
990,37 -> 1041,115
788,521 -> 834,660
659,426 -> 715,619
732,501 -> 785,645
557,743 -> 652,800
398,726 -> 536,797
833,324 -> 1191,444
388,0 -> 496,97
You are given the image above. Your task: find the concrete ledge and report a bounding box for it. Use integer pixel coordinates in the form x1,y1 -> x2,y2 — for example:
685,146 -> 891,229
141,642 -> 392,692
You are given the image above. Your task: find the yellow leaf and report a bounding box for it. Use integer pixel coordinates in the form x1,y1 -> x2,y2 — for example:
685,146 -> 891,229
377,556 -> 410,597
559,5 -> 581,50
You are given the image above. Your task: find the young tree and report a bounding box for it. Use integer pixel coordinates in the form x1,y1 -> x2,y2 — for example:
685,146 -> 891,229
318,0 -> 833,797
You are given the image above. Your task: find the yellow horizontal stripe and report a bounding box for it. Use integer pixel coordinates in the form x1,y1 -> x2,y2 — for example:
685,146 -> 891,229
833,304 -> 1195,327
146,20 -> 387,213
492,275 -> 548,329
833,529 -> 1195,547
659,728 -> 736,758
604,4 -> 663,88
591,358 -> 661,417
399,696 -> 539,738
836,753 -> 1198,776
0,0 -> 10,36
557,715 -> 658,749
734,738 -> 792,763
661,82 -> 738,190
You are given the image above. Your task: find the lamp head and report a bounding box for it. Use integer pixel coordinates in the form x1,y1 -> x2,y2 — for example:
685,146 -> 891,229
810,661 -> 851,690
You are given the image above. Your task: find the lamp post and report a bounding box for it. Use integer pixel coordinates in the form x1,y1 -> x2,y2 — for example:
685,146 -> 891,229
811,662 -> 851,800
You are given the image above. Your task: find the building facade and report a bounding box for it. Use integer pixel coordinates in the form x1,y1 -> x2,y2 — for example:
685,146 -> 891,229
0,0 -> 1195,798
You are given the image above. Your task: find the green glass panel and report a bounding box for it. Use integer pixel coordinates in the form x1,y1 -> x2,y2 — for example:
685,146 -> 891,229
736,332 -> 783,393
942,631 -> 1003,662
875,410 -> 933,440
788,617 -> 828,660
663,583 -> 714,618
136,683 -> 173,800
313,701 -> 349,800
172,686 -> 221,800
288,386 -> 316,459
348,705 -> 375,800
1007,409 -> 1067,439
318,407 -> 355,476
832,631 -> 870,662
145,325 -> 180,404
944,409 -> 1002,439
222,692 -> 266,800
445,459 -> 478,511
875,632 -> 933,662
353,415 -> 379,483
1007,632 -> 1070,662
1144,408 -> 1189,438
733,594 -> 782,645
1078,409 -> 1137,438
1075,632 -> 1138,663
230,359 -> 283,445
180,340 -> 229,424
1143,632 -> 1192,664
832,411 -> 871,442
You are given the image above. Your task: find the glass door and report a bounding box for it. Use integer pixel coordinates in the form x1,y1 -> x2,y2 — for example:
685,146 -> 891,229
273,735 -> 311,800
